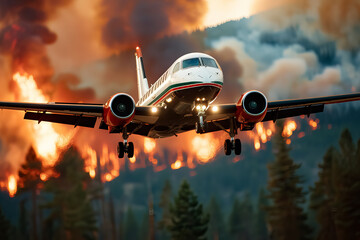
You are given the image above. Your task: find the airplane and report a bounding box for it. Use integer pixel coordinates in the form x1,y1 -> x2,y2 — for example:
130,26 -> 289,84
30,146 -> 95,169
0,46 -> 360,158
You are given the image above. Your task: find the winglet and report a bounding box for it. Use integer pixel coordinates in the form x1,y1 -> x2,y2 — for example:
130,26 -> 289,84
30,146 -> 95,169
135,46 -> 149,101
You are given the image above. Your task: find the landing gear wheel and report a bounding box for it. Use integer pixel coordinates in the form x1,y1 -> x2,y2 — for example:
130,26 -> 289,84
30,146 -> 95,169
127,142 -> 134,158
234,139 -> 241,155
117,142 -> 125,158
224,139 -> 232,155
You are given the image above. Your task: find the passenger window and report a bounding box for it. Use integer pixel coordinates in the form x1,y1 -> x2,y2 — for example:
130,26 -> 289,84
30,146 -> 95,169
182,58 -> 200,69
173,63 -> 180,73
201,58 -> 218,68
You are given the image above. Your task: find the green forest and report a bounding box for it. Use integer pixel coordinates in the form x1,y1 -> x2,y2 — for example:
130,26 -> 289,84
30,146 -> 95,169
1,119 -> 360,240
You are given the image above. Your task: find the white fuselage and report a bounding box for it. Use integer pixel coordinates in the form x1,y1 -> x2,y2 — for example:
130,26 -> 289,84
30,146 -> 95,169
137,53 -> 224,108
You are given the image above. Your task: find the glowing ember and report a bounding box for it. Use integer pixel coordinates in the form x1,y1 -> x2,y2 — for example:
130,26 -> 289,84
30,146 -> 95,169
40,173 -> 47,181
298,132 -> 305,138
105,173 -> 112,182
8,175 -> 17,197
89,169 -> 96,179
191,134 -> 220,163
286,139 -> 291,145
13,72 -> 71,165
309,119 -> 319,130
144,138 -> 156,153
282,120 -> 297,138
254,139 -> 261,151
82,145 -> 97,177
171,159 -> 182,170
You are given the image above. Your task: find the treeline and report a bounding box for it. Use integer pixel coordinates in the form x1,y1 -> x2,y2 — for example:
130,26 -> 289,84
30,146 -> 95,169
1,122 -> 360,239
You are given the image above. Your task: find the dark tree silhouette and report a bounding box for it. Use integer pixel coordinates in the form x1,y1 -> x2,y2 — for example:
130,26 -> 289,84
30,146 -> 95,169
158,179 -> 172,239
43,146 -> 97,240
17,146 -> 43,240
123,207 -> 139,240
254,188 -> 269,240
0,207 -> 11,240
206,196 -> 226,240
168,180 -> 209,240
266,121 -> 312,240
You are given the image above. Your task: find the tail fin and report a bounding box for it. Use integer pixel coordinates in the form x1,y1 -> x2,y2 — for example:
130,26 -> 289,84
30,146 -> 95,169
135,46 -> 149,100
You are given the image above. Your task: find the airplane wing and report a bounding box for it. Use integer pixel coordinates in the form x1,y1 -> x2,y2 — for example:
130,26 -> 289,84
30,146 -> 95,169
0,101 -> 159,131
205,92 -> 360,132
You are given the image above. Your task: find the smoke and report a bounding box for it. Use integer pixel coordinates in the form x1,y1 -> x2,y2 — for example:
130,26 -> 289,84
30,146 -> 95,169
100,0 -> 207,50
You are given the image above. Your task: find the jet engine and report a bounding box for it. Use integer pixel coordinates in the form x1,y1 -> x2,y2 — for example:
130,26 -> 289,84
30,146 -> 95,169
236,90 -> 267,123
103,93 -> 136,127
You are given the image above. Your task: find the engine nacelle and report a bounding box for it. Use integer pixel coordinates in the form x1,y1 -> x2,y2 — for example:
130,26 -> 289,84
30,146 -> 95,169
236,90 -> 268,123
103,93 -> 136,127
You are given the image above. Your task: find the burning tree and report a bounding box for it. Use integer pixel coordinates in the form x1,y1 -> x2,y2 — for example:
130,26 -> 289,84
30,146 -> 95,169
42,146 -> 98,240
266,121 -> 312,240
168,180 -> 209,240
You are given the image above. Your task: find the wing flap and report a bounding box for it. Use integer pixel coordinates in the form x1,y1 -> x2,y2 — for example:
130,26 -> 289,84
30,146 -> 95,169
263,104 -> 324,122
24,112 -> 97,128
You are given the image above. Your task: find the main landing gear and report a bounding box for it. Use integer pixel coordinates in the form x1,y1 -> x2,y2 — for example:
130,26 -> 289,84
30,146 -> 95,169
223,118 -> 241,156
117,129 -> 134,158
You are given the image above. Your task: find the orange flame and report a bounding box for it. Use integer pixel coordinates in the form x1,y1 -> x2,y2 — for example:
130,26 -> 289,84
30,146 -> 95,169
12,72 -> 71,166
282,120 -> 297,138
308,119 -> 319,130
8,175 -> 17,197
171,159 -> 182,170
144,138 -> 156,153
191,134 -> 220,163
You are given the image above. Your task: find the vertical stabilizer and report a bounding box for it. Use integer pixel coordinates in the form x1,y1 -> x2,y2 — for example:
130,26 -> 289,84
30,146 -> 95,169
135,47 -> 149,100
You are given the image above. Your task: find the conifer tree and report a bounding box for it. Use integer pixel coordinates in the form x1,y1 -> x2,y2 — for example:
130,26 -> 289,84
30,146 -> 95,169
123,207 -> 139,240
266,121 -> 311,240
43,146 -> 97,240
332,129 -> 360,239
0,207 -> 11,240
309,147 -> 337,240
206,196 -> 226,240
228,197 -> 242,240
168,180 -> 209,240
254,188 -> 269,240
18,199 -> 29,240
17,146 -> 43,240
158,179 -> 172,239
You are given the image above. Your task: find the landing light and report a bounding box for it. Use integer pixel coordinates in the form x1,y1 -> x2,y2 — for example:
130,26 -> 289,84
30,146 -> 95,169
166,97 -> 172,103
212,106 -> 219,112
196,105 -> 201,110
151,107 -> 157,113
201,105 -> 206,110
196,98 -> 200,101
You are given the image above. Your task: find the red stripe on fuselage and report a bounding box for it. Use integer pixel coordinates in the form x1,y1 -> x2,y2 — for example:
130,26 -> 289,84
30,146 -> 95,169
152,82 -> 222,105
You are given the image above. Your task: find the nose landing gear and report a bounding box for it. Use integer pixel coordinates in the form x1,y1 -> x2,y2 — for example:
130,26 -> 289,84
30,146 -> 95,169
117,129 -> 134,158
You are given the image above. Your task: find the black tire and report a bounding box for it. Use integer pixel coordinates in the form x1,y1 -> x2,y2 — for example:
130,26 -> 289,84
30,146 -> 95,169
117,142 -> 124,158
127,142 -> 134,158
224,139 -> 232,155
234,139 -> 241,155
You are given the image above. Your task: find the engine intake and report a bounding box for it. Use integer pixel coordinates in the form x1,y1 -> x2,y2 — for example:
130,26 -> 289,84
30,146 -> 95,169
103,93 -> 135,127
236,90 -> 268,123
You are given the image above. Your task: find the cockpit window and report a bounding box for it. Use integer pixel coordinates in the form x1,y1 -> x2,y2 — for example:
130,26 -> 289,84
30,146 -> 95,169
201,57 -> 218,68
173,62 -> 180,73
182,58 -> 200,69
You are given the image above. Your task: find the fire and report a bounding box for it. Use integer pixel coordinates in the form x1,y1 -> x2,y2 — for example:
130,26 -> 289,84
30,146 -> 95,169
191,134 -> 220,163
247,122 -> 275,151
40,173 -> 47,181
171,159 -> 182,170
144,138 -> 156,153
282,120 -> 297,138
308,119 -> 319,130
13,72 -> 71,165
254,138 -> 261,151
8,175 -> 17,197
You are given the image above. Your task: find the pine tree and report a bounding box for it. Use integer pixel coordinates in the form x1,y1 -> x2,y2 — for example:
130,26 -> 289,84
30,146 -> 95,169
228,197 -> 242,240
158,179 -> 172,239
254,189 -> 269,240
43,146 -> 98,240
18,199 -> 29,240
206,196 -> 226,240
123,207 -> 139,240
309,147 -> 337,240
17,146 -> 43,240
0,207 -> 11,240
332,129 -> 360,239
168,180 -> 209,240
266,121 -> 311,240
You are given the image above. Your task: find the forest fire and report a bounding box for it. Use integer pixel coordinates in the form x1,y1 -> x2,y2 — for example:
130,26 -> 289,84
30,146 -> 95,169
8,175 -> 17,197
12,72 -> 71,166
282,120 -> 297,138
